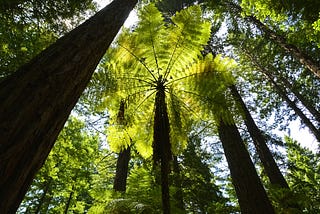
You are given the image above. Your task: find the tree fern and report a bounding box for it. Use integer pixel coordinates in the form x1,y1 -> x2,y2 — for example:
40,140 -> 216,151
104,3 -> 212,156
97,3 -> 241,213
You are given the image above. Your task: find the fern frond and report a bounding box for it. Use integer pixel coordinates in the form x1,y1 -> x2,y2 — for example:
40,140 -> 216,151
99,4 -> 214,160
183,54 -> 237,124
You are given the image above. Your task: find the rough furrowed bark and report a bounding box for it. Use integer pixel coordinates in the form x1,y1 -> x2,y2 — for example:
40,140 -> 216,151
218,118 -> 275,214
0,0 -> 137,212
153,87 -> 172,214
230,85 -> 289,188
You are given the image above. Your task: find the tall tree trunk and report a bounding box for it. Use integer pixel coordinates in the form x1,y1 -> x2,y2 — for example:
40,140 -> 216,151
153,85 -> 172,214
113,146 -> 131,192
218,118 -> 275,214
0,0 -> 137,212
226,1 -> 320,78
230,85 -> 289,188
244,52 -> 320,142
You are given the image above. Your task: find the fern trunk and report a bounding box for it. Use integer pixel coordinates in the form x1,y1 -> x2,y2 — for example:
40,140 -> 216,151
153,87 -> 172,214
218,118 -> 275,214
113,147 -> 131,192
113,100 -> 131,192
0,0 -> 137,212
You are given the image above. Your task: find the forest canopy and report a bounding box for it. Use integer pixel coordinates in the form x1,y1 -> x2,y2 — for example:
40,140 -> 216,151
1,0 -> 319,213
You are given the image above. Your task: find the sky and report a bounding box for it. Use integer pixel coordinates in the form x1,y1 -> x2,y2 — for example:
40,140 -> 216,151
95,0 -> 138,27
93,0 -> 318,151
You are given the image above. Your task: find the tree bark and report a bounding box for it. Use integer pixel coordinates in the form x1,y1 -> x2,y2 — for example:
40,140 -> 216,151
230,85 -> 289,188
113,146 -> 131,192
153,85 -> 172,214
226,1 -> 320,78
218,118 -> 275,214
0,0 -> 137,212
113,100 -> 131,192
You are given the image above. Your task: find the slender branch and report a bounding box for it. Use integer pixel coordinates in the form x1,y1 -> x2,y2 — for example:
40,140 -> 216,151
134,89 -> 157,111
147,21 -> 161,77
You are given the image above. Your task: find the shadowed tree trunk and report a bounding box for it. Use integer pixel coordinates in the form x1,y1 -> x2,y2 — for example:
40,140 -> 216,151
268,76 -> 320,142
230,84 -> 289,188
113,146 -> 131,192
113,100 -> 131,192
153,80 -> 172,214
0,0 -> 137,212
226,1 -> 320,78
218,118 -> 275,214
64,190 -> 74,214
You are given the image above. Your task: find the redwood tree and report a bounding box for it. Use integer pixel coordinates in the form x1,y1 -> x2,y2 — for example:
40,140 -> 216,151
0,0 -> 137,212
230,84 -> 289,188
218,118 -> 275,214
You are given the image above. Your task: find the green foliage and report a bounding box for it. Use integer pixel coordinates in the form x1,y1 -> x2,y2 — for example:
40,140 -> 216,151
240,0 -> 287,22
179,134 -> 236,213
188,54 -> 236,124
88,162 -> 162,214
284,136 -> 320,213
240,0 -> 320,49
18,117 -> 101,213
0,0 -> 97,78
102,3 -> 212,158
14,0 -> 320,212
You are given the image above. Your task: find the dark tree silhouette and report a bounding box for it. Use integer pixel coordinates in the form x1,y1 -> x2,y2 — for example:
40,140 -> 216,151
0,0 -> 137,212
218,118 -> 275,214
